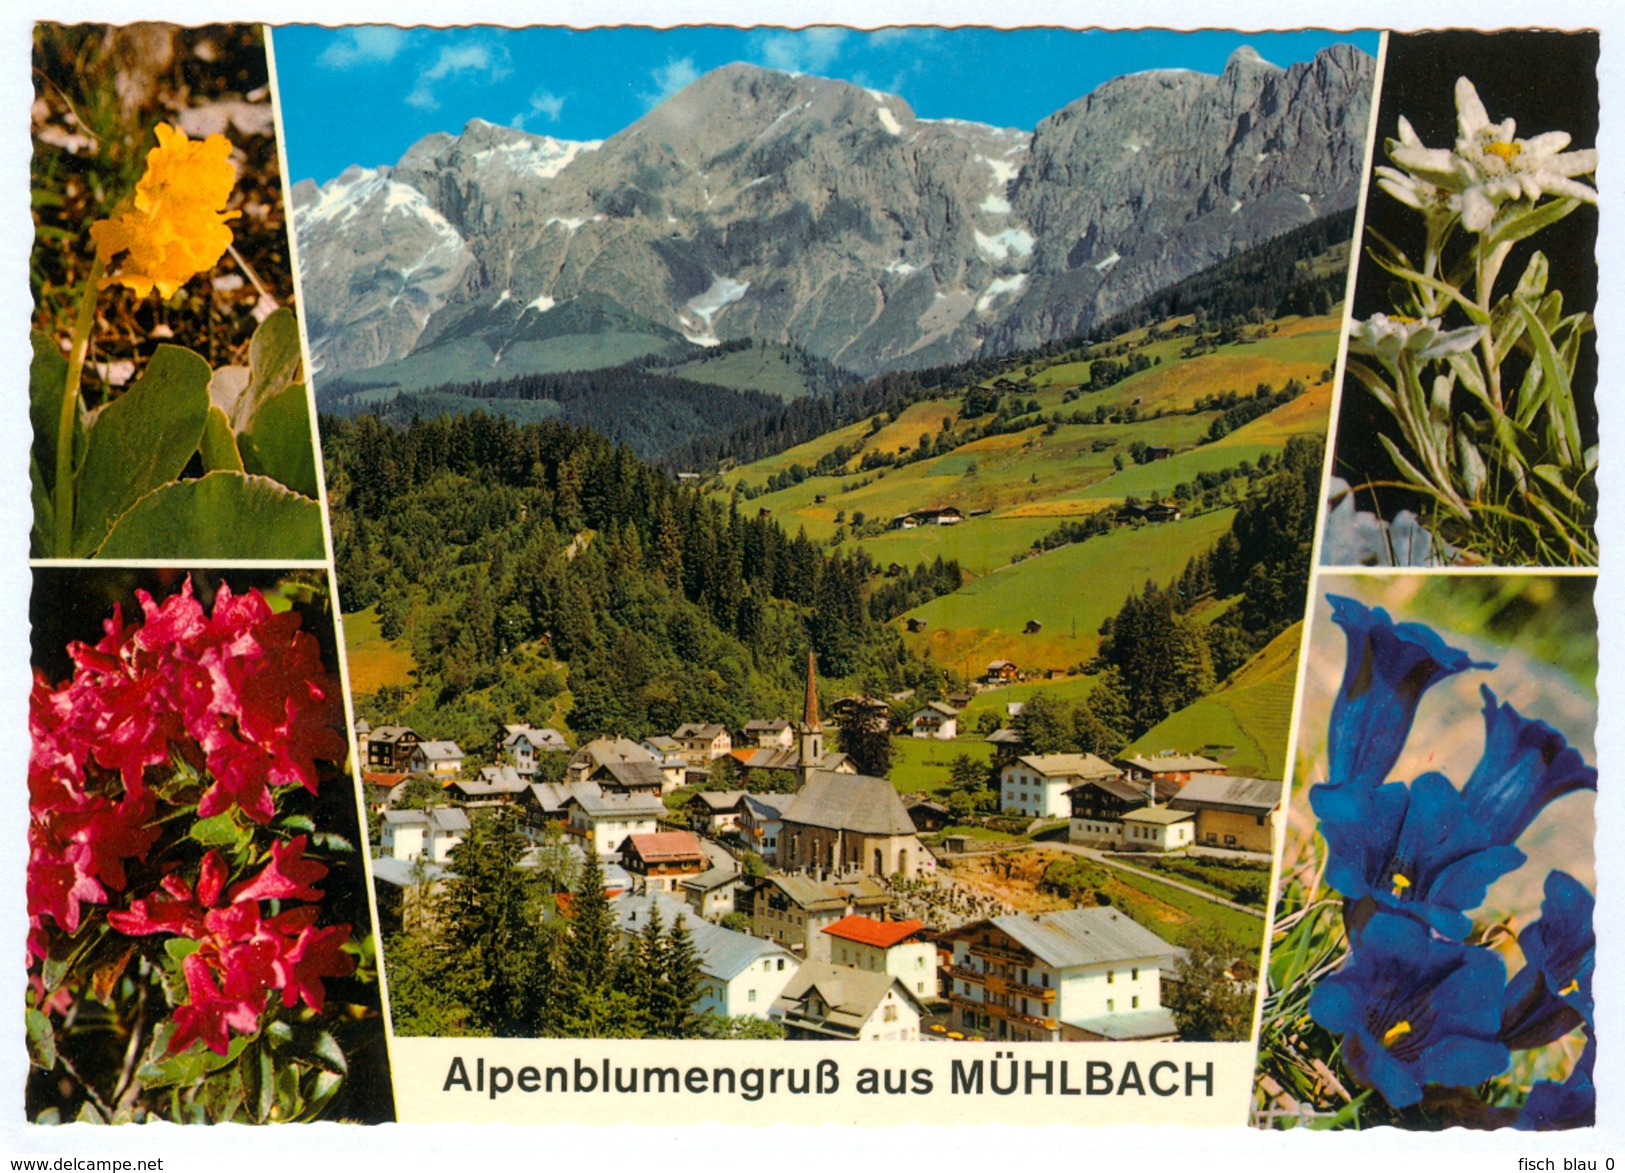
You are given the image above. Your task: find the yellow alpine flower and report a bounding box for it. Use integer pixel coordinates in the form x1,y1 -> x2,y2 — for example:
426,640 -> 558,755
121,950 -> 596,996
88,122 -> 239,299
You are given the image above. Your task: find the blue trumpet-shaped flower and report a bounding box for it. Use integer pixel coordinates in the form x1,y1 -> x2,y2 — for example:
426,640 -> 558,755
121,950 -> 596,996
1501,871 -> 1595,1050
1309,911 -> 1509,1108
1324,595 -> 1492,792
1461,687 -> 1597,844
1313,772 -> 1526,940
1516,1036 -> 1595,1131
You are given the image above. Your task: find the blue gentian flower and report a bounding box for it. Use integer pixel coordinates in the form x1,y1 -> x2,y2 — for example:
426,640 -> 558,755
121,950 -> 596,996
1313,772 -> 1525,940
1324,595 -> 1492,792
1516,1036 -> 1595,1131
1461,687 -> 1598,843
1502,871 -> 1595,1050
1309,911 -> 1510,1108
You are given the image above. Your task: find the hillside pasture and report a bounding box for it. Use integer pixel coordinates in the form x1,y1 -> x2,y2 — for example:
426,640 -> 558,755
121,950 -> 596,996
1125,622 -> 1304,780
340,605 -> 417,697
903,508 -> 1236,672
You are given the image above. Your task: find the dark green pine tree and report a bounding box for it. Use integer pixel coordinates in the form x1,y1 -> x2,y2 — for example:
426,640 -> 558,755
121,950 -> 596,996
431,809 -> 553,1036
549,850 -> 639,1037
649,911 -> 706,1040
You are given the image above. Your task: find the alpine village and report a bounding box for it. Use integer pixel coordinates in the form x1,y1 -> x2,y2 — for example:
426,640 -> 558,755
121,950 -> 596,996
302,45 -> 1376,1044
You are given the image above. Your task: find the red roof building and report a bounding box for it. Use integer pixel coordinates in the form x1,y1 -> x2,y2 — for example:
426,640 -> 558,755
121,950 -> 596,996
822,915 -> 927,949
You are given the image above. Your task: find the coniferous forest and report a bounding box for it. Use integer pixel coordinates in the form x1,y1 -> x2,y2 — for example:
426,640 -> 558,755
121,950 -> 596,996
322,411 -> 948,750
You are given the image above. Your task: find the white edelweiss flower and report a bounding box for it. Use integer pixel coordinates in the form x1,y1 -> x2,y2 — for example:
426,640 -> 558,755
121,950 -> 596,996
1389,78 -> 1600,232
1351,313 -> 1486,361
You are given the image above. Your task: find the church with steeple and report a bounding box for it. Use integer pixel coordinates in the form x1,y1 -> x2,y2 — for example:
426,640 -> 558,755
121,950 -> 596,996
795,650 -> 824,785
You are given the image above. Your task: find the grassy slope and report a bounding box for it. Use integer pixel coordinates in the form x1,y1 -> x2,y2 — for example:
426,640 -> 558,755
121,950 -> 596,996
716,314 -> 1339,570
668,343 -> 825,402
1125,621 -> 1305,780
904,508 -> 1237,672
339,606 -> 417,696
888,736 -> 993,795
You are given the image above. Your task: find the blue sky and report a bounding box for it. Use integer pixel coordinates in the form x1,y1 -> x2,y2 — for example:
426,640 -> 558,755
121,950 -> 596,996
273,25 -> 1379,187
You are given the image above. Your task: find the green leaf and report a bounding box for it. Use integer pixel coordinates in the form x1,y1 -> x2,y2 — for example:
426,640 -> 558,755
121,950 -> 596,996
30,455 -> 53,558
28,331 -> 73,493
1513,250 -> 1550,301
1455,430 -> 1488,500
1486,197 -> 1582,251
73,345 -> 212,556
200,405 -> 245,473
1515,299 -> 1583,465
164,937 -> 205,965
239,383 -> 319,498
76,1101 -> 107,1125
201,1065 -> 246,1123
139,1025 -> 249,1089
26,1008 -> 57,1070
189,810 -> 244,847
97,471 -> 326,560
226,308 -> 304,433
277,815 -> 316,834
310,831 -> 354,855
292,1028 -> 349,1077
30,332 -> 77,555
241,1039 -> 275,1123
300,1070 -> 345,1121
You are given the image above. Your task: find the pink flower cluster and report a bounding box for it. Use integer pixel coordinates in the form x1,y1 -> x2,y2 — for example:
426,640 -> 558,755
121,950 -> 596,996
28,579 -> 354,1054
109,841 -> 354,1055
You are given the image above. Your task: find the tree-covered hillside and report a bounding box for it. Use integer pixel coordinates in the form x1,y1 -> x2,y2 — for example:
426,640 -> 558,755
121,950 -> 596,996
322,411 -> 945,748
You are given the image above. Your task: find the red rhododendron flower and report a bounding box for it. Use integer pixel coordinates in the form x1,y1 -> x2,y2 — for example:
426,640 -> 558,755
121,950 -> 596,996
168,952 -> 266,1056
229,836 -> 329,904
274,923 -> 355,1012
29,578 -> 356,1055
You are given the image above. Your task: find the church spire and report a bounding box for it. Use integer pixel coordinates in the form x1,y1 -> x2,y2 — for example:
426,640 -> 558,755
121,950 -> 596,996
802,650 -> 822,732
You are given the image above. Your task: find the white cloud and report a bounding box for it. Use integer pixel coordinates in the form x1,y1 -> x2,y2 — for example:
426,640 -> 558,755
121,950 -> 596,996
316,26 -> 411,70
405,40 -> 512,111
756,27 -> 848,75
642,56 -> 700,108
513,88 -> 566,129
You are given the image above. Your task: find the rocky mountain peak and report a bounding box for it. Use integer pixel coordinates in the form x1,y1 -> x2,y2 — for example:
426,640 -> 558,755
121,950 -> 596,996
294,46 -> 1373,384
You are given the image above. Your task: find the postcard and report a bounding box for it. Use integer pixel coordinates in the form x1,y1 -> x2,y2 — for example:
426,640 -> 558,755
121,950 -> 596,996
6,5 -> 1614,1163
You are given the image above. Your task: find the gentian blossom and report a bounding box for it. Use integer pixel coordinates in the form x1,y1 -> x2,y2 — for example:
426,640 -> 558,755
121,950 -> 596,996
1314,686 -> 1595,941
1516,1036 -> 1595,1131
1460,687 -> 1597,849
1322,594 -> 1491,792
1308,912 -> 1510,1108
1313,772 -> 1525,940
1501,871 -> 1594,1050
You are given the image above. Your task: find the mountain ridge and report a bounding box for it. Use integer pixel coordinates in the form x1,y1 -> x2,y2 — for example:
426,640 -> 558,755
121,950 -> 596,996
292,45 -> 1372,386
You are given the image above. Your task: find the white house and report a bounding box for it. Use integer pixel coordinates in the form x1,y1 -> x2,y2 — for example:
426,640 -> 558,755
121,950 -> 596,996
820,915 -> 937,1001
908,701 -> 959,740
772,961 -> 928,1041
379,807 -> 470,864
567,786 -> 666,856
944,908 -> 1183,1043
671,723 -> 733,765
1119,806 -> 1196,853
1000,753 -> 1121,819
740,795 -> 784,864
680,867 -> 741,919
500,724 -> 567,775
742,718 -> 794,749
406,740 -> 465,778
616,894 -> 799,1020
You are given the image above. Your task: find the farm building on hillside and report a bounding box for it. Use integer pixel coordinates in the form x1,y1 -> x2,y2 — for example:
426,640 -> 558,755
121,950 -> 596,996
1168,773 -> 1283,853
